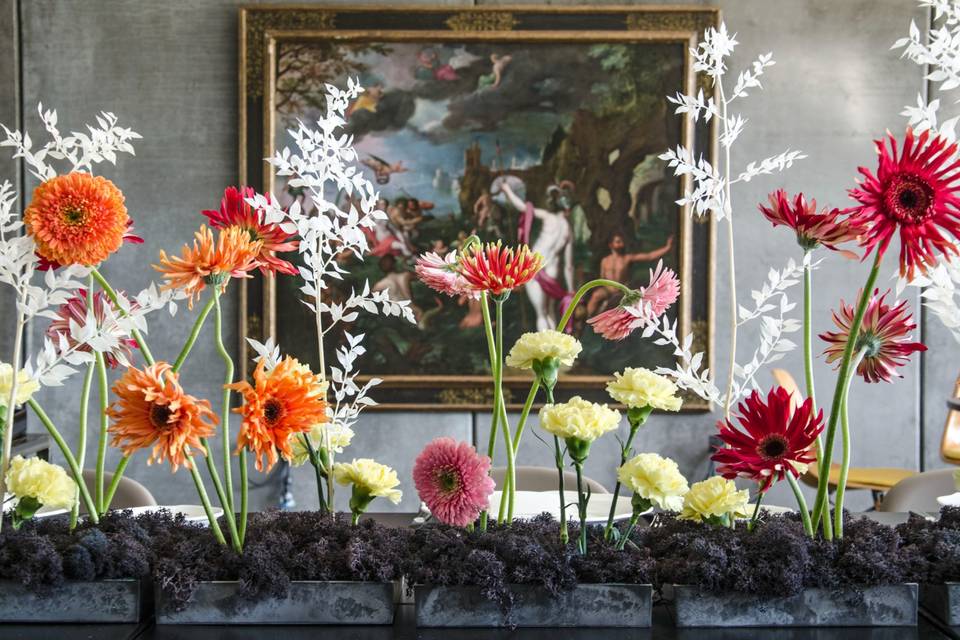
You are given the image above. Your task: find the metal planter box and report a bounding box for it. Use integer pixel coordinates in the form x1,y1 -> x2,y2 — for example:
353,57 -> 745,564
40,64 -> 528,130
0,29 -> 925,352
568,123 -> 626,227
920,582 -> 960,626
156,580 -> 395,625
0,579 -> 144,623
672,583 -> 918,627
415,583 -> 653,628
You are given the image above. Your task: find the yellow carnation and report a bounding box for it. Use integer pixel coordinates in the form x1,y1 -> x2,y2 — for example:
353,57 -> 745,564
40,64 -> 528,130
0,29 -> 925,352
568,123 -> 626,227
678,476 -> 750,523
288,422 -> 355,467
538,396 -> 621,443
505,330 -> 582,370
617,453 -> 688,511
0,363 -> 39,409
607,367 -> 682,411
333,458 -> 402,505
5,455 -> 77,509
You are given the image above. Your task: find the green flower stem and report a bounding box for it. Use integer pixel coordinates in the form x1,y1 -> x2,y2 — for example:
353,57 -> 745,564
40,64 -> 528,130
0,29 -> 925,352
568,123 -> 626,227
747,489 -> 764,532
302,434 -> 328,514
574,460 -> 589,555
479,292 -> 502,530
212,288 -> 235,516
553,434 -> 569,545
802,253 -> 832,540
616,511 -> 642,551
94,352 -> 109,513
833,350 -> 865,538
199,437 -> 242,552
90,267 -> 155,366
787,472 -> 814,537
239,449 -> 248,545
102,456 -> 130,513
187,454 -> 228,548
604,406 -> 652,541
72,363 -> 94,528
351,511 -> 361,526
810,251 -> 882,539
511,279 -> 632,452
27,400 -> 99,524
493,299 -> 518,523
172,296 -> 216,372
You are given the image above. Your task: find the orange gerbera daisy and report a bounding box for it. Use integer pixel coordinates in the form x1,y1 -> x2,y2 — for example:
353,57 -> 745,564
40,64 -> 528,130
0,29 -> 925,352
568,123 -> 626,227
24,172 -> 129,266
107,362 -> 217,471
228,356 -> 328,472
154,225 -> 262,307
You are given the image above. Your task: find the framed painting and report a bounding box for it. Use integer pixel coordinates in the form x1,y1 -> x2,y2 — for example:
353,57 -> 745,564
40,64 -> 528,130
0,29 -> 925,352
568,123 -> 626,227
239,5 -> 717,410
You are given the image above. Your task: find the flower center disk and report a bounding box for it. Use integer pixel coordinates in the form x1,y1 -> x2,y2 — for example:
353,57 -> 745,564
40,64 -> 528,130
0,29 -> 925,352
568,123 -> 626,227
757,434 -> 788,460
885,174 -> 933,224
149,403 -> 173,430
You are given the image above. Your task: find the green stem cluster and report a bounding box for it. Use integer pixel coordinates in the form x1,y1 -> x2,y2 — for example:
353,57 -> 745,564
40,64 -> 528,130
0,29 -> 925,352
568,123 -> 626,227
603,406 -> 652,541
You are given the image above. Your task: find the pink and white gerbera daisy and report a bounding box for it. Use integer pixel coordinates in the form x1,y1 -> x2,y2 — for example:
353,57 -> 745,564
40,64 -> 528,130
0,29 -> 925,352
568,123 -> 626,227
588,260 -> 680,341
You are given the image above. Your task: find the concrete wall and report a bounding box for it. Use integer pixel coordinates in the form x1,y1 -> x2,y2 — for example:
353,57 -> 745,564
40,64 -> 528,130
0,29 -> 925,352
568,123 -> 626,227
1,0 -> 954,513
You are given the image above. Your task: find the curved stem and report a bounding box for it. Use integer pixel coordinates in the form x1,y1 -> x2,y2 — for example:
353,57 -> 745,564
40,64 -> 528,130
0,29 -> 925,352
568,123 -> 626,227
212,288 -> 235,515
94,352 -> 109,513
787,472 -> 814,537
103,456 -> 130,513
90,268 -> 155,366
810,251 -> 882,537
511,279 -> 629,451
187,454 -> 227,548
172,296 -> 216,372
833,350 -> 865,538
27,400 -> 99,524
72,363 -> 94,528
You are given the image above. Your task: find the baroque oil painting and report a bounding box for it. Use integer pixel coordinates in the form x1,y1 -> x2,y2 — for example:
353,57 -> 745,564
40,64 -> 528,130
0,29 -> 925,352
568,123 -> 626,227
242,7 -> 716,409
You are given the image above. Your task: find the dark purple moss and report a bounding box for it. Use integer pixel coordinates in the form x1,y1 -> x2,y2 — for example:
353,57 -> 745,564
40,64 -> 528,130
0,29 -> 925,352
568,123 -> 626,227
897,506 -> 960,584
402,514 -> 654,618
643,512 -> 910,596
0,509 -> 164,592
152,510 -> 410,611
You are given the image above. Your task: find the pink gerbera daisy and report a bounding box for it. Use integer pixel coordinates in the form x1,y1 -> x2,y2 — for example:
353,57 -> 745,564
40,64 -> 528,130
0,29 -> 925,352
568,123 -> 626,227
588,260 -> 680,340
413,437 -> 495,527
414,250 -> 476,298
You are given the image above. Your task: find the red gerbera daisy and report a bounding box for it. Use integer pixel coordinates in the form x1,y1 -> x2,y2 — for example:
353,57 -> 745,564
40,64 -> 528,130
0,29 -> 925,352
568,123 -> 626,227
820,289 -> 927,384
759,189 -> 863,256
202,186 -> 299,276
457,242 -> 543,296
848,128 -> 960,279
712,387 -> 823,492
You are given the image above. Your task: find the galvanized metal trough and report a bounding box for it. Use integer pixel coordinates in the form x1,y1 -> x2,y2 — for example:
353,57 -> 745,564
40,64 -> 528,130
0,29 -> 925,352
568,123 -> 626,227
155,580 -> 395,625
0,579 -> 145,623
672,583 -> 918,627
415,583 -> 653,628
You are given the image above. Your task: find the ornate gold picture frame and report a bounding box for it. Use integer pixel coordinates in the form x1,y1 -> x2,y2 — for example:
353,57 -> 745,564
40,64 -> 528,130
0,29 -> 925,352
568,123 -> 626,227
239,5 -> 717,411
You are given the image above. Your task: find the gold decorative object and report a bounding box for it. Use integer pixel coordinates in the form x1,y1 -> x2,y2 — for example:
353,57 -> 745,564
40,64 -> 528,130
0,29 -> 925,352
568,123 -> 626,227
445,11 -> 517,32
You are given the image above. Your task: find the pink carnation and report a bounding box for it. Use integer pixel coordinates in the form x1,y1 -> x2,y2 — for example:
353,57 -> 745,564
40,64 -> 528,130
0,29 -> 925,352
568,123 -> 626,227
413,437 -> 495,527
588,260 -> 680,341
414,251 -> 476,298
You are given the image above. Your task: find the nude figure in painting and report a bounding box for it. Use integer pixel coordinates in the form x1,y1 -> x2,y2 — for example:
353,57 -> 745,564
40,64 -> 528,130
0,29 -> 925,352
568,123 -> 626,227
586,233 -> 674,316
498,179 -> 575,331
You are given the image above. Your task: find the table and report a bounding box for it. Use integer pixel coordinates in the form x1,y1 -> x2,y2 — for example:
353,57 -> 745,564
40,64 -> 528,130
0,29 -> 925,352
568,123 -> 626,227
3,604 -> 957,640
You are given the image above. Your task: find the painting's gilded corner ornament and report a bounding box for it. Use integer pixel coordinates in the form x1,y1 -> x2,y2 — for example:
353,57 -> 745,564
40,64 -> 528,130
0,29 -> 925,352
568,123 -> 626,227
445,11 -> 516,32
244,9 -> 337,98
